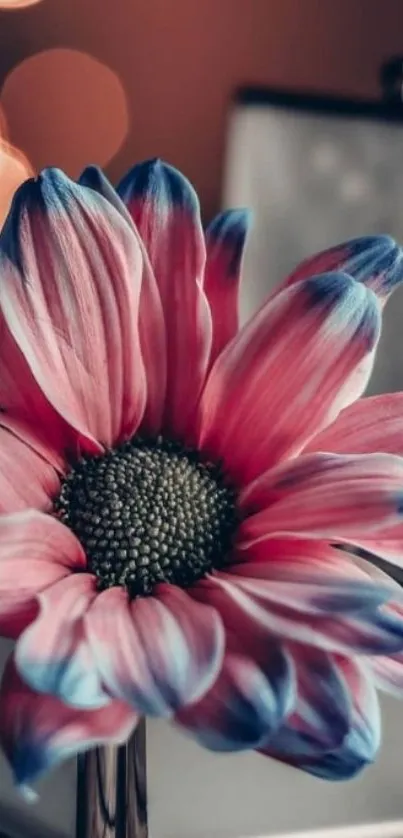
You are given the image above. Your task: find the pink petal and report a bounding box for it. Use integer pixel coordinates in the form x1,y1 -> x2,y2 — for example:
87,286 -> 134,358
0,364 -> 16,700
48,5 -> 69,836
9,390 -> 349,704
15,573 -> 108,709
118,159 -> 212,439
0,313 -> 99,472
224,567 -> 391,616
176,645 -> 294,752
0,510 -> 85,639
204,210 -> 251,368
79,165 -> 135,226
241,452 -> 403,543
239,534 -> 403,607
232,536 -> 402,632
342,527 -> 403,566
369,652 -> 403,697
0,658 -> 137,788
234,535 -> 384,579
0,426 -> 60,513
86,584 -> 224,715
135,243 -> 167,435
282,235 -> 403,303
191,569 -> 403,655
305,393 -> 403,456
79,166 -> 168,436
0,169 -> 147,450
197,272 -> 380,485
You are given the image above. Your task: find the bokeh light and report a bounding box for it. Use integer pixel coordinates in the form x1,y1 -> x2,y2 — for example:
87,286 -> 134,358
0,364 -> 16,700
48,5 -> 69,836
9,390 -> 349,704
0,104 -> 9,141
1,49 -> 129,176
0,0 -> 43,8
0,141 -> 32,229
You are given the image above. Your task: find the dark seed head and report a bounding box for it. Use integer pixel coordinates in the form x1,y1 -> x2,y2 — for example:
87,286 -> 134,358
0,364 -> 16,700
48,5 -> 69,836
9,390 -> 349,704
54,436 -> 239,598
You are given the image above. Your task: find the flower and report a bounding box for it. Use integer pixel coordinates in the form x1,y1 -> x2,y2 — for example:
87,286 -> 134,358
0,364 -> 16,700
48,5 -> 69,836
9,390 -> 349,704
1,159 -> 403,789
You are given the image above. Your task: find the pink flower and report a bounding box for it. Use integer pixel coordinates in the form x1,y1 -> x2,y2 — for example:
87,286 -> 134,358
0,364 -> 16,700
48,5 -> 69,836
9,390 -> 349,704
1,160 -> 403,788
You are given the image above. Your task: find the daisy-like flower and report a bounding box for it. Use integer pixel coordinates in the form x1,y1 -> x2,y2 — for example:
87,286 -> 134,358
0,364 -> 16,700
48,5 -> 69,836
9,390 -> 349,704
1,160 -> 403,788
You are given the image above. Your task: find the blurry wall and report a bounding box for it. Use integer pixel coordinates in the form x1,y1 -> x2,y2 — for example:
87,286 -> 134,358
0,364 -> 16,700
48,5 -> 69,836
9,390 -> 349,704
0,0 -> 402,218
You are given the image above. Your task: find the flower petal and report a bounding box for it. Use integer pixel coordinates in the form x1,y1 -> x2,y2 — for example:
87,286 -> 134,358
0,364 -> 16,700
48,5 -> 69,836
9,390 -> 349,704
78,165 -> 134,226
79,165 -> 167,435
197,272 -> 380,485
15,574 -> 108,709
229,538 -> 397,627
0,427 -> 59,513
341,527 -> 403,566
369,652 -> 403,697
0,658 -> 137,788
0,334 -> 81,473
192,570 -> 403,655
260,647 -> 352,760
235,535 -> 391,581
86,584 -> 224,715
0,511 -> 85,639
226,567 -> 391,616
241,452 -> 403,543
305,393 -> 403,456
362,599 -> 403,697
118,159 -> 212,439
292,660 -> 381,780
176,645 -> 294,752
283,235 -> 403,302
0,168 -> 146,450
204,209 -> 251,368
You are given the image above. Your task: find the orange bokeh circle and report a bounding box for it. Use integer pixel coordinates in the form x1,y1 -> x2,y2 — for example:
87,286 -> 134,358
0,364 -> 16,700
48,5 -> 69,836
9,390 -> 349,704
1,48 -> 129,176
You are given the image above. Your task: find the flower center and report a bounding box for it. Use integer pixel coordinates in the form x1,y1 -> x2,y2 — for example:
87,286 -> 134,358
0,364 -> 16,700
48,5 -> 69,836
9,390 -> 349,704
54,437 -> 238,597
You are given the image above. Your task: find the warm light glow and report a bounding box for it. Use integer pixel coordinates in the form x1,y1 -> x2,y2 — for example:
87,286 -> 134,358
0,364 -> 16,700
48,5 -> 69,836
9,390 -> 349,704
0,105 -> 9,141
0,0 -> 43,8
1,49 -> 129,176
0,142 -> 32,229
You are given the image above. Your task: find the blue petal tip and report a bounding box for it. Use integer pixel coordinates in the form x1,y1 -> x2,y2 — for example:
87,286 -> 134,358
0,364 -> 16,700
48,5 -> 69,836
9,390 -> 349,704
305,271 -> 358,306
118,158 -> 199,213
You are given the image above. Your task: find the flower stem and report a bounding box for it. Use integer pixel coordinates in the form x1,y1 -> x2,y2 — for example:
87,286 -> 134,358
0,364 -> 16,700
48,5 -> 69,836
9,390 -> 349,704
75,719 -> 148,837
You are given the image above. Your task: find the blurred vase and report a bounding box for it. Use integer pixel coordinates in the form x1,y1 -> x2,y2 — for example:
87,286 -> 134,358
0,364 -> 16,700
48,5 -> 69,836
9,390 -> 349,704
75,720 -> 147,838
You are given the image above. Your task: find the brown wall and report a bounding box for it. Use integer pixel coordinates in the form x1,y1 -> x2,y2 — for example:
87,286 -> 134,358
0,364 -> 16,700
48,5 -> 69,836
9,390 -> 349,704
0,0 -> 402,218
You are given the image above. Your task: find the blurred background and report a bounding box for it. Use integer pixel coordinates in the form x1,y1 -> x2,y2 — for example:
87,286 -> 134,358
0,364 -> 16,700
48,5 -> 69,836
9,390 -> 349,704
1,1 -> 403,837
0,0 -> 402,220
